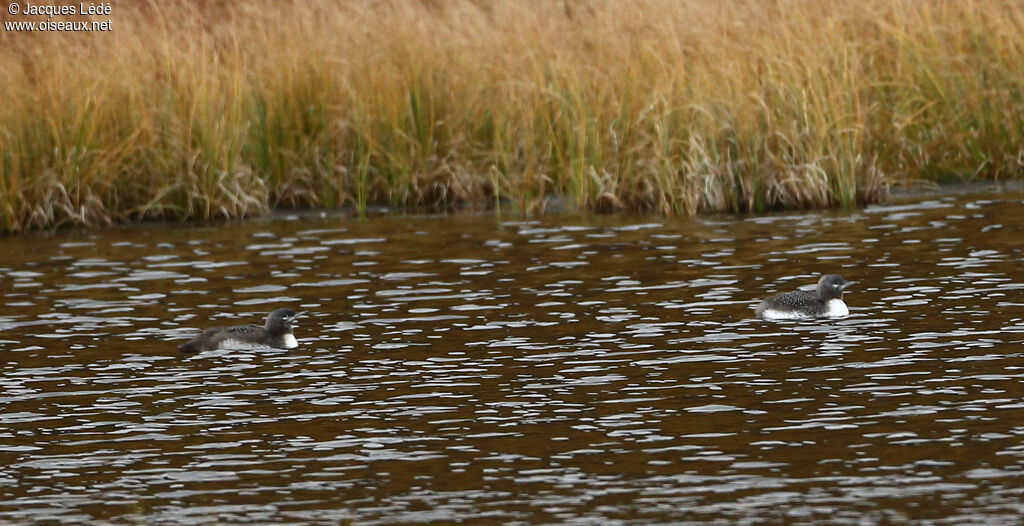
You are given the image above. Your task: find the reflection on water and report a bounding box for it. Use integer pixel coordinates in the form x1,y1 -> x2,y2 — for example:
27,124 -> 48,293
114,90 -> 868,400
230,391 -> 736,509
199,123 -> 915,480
1,193 -> 1023,524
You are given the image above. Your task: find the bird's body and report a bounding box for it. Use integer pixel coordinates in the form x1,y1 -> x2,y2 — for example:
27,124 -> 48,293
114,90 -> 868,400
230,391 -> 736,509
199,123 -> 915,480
755,275 -> 854,320
178,309 -> 302,353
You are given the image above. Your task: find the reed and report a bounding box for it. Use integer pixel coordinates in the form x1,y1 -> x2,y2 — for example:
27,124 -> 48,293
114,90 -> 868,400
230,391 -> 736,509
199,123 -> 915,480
2,0 -> 1024,232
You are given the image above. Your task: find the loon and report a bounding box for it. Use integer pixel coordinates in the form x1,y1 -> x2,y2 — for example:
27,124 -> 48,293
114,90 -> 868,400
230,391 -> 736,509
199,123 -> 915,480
755,274 -> 855,320
178,308 -> 303,353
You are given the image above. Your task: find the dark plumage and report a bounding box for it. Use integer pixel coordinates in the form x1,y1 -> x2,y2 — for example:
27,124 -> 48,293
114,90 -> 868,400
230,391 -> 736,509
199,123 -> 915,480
178,308 -> 302,353
755,274 -> 854,320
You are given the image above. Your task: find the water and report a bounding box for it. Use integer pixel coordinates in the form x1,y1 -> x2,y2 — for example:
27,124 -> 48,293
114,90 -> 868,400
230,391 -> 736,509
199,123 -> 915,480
1,192 -> 1022,524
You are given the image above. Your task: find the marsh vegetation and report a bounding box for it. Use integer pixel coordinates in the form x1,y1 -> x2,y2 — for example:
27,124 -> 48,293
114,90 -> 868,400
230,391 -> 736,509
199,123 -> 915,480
2,0 -> 1023,232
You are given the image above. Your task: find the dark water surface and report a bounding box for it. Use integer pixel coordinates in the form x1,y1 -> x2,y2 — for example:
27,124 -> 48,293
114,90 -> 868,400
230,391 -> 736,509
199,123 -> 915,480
1,192 -> 1023,524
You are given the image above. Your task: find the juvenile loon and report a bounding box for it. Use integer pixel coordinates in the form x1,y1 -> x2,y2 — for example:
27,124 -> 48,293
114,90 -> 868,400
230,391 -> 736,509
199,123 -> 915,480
755,274 -> 855,320
178,309 -> 303,353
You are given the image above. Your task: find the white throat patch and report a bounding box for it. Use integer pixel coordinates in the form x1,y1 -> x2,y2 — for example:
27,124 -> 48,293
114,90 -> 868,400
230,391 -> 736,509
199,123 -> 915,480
825,299 -> 849,317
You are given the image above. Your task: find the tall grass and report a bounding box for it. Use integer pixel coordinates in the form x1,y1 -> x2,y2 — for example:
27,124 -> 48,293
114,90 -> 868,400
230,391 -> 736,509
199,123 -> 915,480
2,0 -> 1024,232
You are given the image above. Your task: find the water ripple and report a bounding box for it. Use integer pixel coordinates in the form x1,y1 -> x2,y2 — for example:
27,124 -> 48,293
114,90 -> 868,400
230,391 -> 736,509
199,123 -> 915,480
0,194 -> 1022,523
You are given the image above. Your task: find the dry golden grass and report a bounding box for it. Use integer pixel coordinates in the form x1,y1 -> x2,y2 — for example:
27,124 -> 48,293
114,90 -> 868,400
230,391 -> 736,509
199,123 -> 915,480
2,0 -> 1024,232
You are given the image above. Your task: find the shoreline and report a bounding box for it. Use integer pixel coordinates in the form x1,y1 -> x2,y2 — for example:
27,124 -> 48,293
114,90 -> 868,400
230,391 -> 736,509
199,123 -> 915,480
5,179 -> 1019,238
268,179 -> 1024,222
885,179 -> 1024,202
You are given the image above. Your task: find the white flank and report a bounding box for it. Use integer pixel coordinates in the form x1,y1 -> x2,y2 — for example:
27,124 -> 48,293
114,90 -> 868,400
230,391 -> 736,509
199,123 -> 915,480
759,299 -> 849,321
759,309 -> 809,321
282,333 -> 299,349
217,339 -> 270,351
825,299 -> 849,317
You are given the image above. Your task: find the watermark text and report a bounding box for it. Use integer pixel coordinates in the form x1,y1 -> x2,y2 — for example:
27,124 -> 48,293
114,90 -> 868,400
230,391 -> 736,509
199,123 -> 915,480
5,2 -> 113,32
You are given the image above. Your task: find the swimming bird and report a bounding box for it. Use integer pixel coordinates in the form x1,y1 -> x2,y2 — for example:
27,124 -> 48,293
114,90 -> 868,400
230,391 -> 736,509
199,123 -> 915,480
755,274 -> 855,320
178,308 -> 303,353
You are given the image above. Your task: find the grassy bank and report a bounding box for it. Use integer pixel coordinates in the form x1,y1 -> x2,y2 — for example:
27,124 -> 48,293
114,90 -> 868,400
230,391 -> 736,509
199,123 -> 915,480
2,0 -> 1024,232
